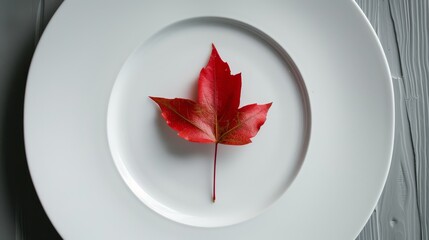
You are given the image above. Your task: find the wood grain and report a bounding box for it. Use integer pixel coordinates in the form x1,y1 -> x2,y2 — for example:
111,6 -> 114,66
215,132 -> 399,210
356,0 -> 428,239
391,1 -> 429,238
0,0 -> 63,239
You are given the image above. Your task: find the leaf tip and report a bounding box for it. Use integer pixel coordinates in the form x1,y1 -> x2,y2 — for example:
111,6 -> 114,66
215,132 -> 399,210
149,96 -> 159,102
210,43 -> 219,56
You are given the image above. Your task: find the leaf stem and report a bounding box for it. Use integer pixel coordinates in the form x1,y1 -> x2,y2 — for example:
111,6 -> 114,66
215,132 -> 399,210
212,143 -> 218,203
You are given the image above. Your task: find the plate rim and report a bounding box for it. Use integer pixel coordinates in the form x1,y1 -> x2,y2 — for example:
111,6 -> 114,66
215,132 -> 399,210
23,0 -> 394,239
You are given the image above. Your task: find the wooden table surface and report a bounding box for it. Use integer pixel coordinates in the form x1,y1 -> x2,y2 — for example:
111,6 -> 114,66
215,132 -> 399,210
0,0 -> 427,239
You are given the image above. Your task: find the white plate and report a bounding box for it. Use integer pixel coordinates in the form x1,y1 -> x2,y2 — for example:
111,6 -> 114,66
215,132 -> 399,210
24,0 -> 394,239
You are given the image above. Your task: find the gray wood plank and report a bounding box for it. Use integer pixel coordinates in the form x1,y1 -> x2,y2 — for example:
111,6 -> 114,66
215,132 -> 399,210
389,1 -> 429,239
0,0 -> 63,239
356,0 -> 428,239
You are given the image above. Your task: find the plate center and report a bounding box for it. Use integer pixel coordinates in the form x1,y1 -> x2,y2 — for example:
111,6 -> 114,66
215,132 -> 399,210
107,17 -> 310,227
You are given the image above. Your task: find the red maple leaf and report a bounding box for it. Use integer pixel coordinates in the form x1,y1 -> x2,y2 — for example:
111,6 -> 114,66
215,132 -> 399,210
150,44 -> 272,202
